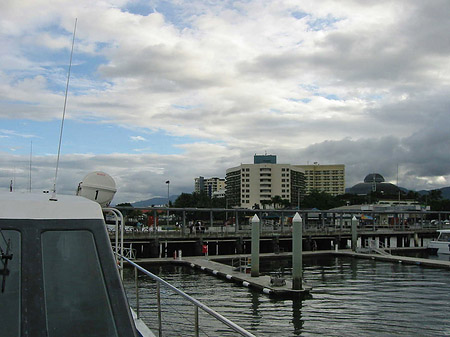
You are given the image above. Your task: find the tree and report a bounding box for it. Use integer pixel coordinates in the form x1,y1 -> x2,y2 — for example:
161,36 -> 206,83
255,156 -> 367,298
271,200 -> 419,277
271,195 -> 283,209
301,190 -> 345,210
429,189 -> 443,201
115,202 -> 143,220
173,192 -> 225,208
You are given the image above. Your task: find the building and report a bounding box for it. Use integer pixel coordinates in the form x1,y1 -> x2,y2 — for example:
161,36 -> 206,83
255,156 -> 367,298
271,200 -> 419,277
194,176 -> 226,198
347,173 -> 400,196
294,163 -> 345,196
225,155 -> 306,209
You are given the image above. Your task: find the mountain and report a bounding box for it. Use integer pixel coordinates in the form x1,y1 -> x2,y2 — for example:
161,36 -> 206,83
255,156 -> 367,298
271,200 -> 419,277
129,195 -> 179,208
345,186 -> 450,200
416,187 -> 450,200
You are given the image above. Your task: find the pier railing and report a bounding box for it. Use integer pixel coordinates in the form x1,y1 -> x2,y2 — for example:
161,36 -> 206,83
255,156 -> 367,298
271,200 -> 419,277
113,206 -> 450,237
121,256 -> 256,337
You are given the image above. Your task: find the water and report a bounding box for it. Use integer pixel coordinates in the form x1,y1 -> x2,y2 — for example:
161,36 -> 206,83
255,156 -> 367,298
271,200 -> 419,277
123,256 -> 450,336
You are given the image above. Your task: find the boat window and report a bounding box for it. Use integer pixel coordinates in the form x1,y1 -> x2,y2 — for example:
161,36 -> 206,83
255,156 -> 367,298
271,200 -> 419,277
438,233 -> 450,242
42,230 -> 118,337
0,230 -> 21,337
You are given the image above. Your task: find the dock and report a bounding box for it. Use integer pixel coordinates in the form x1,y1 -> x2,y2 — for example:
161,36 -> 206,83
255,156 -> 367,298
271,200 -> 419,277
183,256 -> 311,299
131,248 -> 450,298
334,250 -> 450,269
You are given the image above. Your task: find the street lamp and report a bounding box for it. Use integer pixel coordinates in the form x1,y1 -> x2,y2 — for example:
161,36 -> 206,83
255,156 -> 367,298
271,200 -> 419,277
297,188 -> 302,210
166,180 -> 170,227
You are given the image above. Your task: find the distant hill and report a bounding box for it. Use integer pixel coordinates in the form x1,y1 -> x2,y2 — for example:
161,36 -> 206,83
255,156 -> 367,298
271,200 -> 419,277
416,187 -> 450,200
345,186 -> 450,200
130,195 -> 179,208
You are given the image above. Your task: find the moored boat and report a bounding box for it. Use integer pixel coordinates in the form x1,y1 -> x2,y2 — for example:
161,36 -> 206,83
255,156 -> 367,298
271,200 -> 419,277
427,229 -> 450,255
0,191 -> 142,337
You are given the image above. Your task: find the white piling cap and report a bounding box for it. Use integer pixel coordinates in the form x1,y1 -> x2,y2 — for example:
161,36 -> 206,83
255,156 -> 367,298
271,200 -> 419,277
293,212 -> 303,222
352,215 -> 357,220
251,214 -> 260,222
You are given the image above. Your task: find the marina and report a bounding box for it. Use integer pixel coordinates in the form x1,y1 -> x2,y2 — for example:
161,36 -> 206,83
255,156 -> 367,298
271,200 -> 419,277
123,251 -> 450,337
4,3 -> 450,336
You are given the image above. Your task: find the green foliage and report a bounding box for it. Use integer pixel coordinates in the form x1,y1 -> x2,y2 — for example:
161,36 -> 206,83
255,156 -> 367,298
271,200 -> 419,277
173,192 -> 226,208
301,190 -> 346,210
115,202 -> 142,218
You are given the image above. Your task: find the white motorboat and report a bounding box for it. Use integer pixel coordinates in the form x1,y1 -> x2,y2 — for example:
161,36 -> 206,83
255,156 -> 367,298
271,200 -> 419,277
0,190 -> 147,337
427,229 -> 450,255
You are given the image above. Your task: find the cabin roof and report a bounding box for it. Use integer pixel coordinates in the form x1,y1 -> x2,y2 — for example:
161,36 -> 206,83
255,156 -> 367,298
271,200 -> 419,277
0,192 -> 103,220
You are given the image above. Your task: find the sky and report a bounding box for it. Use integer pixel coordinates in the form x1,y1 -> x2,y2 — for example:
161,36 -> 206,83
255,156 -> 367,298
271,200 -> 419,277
1,0 -> 450,204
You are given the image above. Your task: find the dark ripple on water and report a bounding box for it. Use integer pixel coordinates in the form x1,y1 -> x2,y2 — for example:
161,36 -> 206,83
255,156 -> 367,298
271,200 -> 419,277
123,257 -> 450,336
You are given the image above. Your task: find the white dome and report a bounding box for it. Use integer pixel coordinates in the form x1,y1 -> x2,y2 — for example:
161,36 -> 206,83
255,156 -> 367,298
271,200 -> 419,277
76,171 -> 117,207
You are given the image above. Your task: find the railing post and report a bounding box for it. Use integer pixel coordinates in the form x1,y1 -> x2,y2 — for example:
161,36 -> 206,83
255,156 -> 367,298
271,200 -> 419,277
157,282 -> 162,337
135,266 -> 139,319
194,305 -> 199,337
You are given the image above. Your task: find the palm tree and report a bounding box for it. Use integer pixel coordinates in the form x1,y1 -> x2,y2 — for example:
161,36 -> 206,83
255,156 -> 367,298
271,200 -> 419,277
271,195 -> 283,209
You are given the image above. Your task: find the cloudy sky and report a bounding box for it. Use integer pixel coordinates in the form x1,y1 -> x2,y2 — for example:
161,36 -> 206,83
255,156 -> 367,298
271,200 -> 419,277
1,0 -> 449,204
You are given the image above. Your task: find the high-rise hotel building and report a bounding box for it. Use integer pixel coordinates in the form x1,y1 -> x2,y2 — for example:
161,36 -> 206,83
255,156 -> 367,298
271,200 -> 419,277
194,176 -> 226,198
294,164 -> 345,196
225,155 -> 306,208
225,156 -> 345,208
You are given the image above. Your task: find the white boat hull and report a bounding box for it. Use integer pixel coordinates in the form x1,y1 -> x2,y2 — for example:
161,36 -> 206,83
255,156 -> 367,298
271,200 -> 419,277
427,241 -> 450,255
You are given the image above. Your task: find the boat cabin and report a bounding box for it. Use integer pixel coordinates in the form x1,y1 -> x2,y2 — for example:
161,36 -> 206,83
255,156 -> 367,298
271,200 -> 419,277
436,229 -> 450,242
0,192 -> 138,337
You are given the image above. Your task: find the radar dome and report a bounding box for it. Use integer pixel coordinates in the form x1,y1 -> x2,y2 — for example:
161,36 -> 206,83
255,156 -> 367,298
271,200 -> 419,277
76,171 -> 117,207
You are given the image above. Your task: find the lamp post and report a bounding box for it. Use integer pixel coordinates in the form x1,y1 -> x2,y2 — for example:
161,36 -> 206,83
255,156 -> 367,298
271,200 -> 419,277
165,180 -> 170,228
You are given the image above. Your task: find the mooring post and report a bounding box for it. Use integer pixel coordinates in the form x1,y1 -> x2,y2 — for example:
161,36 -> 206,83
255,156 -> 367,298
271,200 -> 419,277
251,214 -> 260,277
292,213 -> 303,290
351,215 -> 357,252
182,210 -> 186,236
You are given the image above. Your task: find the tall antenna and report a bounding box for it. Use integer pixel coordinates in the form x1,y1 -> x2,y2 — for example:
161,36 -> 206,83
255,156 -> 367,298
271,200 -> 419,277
397,163 -> 400,201
29,140 -> 32,192
52,18 -> 77,199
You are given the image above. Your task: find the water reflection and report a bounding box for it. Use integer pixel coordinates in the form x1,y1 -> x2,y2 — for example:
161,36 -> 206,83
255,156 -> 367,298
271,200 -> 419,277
292,299 -> 303,335
124,255 -> 450,337
249,291 -> 261,330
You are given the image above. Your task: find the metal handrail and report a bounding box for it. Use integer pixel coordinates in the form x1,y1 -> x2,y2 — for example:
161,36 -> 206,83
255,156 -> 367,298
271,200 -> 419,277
121,256 -> 256,337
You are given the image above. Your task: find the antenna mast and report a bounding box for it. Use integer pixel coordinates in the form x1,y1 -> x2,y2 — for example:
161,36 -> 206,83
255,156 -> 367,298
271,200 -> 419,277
29,140 -> 32,192
52,18 -> 77,198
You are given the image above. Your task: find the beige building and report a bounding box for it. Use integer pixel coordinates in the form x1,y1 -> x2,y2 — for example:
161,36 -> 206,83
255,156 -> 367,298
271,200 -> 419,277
194,176 -> 226,198
294,163 -> 345,196
226,158 -> 306,209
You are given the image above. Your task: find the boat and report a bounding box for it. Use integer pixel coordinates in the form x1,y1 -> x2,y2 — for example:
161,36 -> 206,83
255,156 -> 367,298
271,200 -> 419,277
427,229 -> 450,255
0,189 -> 150,337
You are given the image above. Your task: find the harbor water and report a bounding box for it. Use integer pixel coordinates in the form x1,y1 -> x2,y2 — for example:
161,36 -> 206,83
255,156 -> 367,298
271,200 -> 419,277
123,255 -> 450,336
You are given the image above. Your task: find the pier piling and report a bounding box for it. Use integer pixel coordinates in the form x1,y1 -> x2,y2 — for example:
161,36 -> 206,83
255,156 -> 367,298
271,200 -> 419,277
351,216 -> 357,251
251,214 -> 260,277
292,213 -> 303,290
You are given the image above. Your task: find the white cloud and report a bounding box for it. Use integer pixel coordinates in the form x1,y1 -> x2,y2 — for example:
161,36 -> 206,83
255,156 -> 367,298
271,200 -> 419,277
130,136 -> 146,142
1,0 -> 450,201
